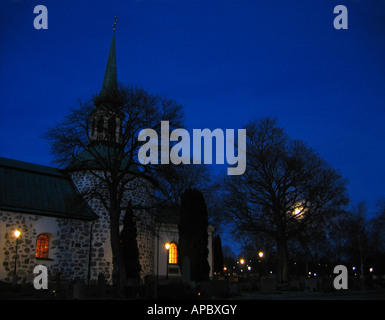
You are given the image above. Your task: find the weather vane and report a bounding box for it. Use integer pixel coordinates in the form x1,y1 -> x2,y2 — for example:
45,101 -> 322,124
112,16 -> 118,31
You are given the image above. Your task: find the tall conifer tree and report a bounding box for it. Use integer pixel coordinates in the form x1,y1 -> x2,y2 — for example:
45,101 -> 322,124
178,189 -> 210,281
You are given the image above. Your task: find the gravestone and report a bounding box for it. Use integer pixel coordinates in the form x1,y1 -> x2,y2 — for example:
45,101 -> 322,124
98,273 -> 106,297
298,276 -> 306,290
260,274 -> 277,294
200,280 -> 228,298
73,278 -> 85,300
182,256 -> 191,282
229,282 -> 240,295
306,278 -> 317,291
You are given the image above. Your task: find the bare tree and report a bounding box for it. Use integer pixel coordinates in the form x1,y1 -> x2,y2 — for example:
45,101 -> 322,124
223,118 -> 348,282
44,85 -> 184,295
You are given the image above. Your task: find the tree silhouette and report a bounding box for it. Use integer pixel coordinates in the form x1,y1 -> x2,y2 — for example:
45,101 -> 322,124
44,85 -> 184,295
223,117 -> 348,282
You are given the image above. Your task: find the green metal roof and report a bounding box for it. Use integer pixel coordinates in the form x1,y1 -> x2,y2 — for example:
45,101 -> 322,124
0,157 -> 97,220
66,143 -> 140,173
100,31 -> 117,96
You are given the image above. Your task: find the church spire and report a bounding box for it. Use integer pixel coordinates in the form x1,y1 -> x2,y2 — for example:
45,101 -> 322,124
89,17 -> 122,145
100,17 -> 118,96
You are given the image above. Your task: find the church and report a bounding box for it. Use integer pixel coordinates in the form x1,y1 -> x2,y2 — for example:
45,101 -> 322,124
0,30 -> 215,285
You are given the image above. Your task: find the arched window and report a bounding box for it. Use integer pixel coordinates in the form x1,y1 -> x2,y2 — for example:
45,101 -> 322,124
169,243 -> 177,264
36,234 -> 49,259
97,117 -> 104,135
108,117 -> 116,141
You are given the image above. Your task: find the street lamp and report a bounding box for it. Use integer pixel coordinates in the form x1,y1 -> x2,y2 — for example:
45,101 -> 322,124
13,230 -> 21,276
258,251 -> 264,259
165,243 -> 170,279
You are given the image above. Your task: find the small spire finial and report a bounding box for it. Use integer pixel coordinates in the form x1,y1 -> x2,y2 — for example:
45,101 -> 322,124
112,16 -> 118,31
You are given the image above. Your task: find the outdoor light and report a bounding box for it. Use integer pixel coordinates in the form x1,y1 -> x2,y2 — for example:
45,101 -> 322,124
240,259 -> 245,265
370,267 -> 373,273
164,243 -> 170,279
258,251 -> 264,258
13,229 -> 21,276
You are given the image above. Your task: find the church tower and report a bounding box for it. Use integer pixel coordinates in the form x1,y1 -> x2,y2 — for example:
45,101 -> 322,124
89,22 -> 122,146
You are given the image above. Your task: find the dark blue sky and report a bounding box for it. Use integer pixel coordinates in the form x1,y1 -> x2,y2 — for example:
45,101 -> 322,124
1,0 -> 385,217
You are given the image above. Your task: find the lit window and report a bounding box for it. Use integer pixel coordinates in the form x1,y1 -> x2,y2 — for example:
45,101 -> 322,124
36,234 -> 49,259
169,243 -> 177,264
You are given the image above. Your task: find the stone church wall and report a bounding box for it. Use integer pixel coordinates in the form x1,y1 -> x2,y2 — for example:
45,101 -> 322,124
0,210 -> 92,283
70,171 -> 155,282
0,170 -> 158,285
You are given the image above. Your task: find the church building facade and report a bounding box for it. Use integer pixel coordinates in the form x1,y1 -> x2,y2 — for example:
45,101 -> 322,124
0,31 -> 215,285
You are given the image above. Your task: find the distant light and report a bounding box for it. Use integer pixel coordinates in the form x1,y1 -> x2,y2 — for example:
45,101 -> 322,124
14,230 -> 21,239
352,267 -> 356,271
248,266 -> 251,271
223,267 -> 227,271
240,259 -> 245,265
314,273 -> 317,277
165,243 -> 170,250
308,272 -> 312,275
370,267 -> 373,273
258,251 -> 264,258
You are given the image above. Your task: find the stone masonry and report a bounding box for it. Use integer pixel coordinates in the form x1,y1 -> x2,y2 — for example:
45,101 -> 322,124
0,211 -> 92,283
71,170 -> 155,283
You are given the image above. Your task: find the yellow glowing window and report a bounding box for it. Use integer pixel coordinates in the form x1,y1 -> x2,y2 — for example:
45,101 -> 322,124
169,243 -> 177,264
36,234 -> 49,259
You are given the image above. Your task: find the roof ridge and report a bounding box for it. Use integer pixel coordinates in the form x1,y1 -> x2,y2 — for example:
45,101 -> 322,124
0,157 -> 64,178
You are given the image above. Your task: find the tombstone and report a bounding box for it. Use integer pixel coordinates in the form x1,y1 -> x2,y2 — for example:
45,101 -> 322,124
182,256 -> 191,283
306,278 -> 318,291
52,272 -> 62,299
260,274 -> 277,294
199,280 -> 228,298
298,276 -> 306,290
97,273 -> 106,297
144,275 -> 155,299
229,282 -> 240,295
289,279 -> 300,290
73,278 -> 85,300
21,277 -> 27,295
12,274 -> 19,289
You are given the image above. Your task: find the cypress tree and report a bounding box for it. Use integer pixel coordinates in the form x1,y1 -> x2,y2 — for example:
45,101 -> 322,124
213,235 -> 224,275
120,201 -> 141,279
178,189 -> 210,281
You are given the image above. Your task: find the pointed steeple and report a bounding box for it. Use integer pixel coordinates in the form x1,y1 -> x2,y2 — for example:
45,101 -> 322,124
100,24 -> 118,96
89,18 -> 122,145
